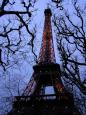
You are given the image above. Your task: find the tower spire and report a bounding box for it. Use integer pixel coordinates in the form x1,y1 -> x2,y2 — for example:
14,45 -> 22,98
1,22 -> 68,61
38,8 -> 56,64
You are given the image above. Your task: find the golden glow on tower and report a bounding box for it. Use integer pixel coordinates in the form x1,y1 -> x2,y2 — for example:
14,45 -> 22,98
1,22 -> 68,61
38,9 -> 56,64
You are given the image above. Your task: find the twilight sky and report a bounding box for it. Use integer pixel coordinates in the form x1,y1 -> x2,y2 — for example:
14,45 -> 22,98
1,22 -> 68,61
0,0 -> 86,114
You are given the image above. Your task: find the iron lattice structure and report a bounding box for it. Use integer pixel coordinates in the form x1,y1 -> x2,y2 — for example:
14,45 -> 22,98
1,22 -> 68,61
8,8 -> 81,115
38,9 -> 56,64
22,9 -> 65,96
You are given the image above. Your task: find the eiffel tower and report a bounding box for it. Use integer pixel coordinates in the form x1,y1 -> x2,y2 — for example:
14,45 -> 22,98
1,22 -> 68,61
8,8 -> 81,115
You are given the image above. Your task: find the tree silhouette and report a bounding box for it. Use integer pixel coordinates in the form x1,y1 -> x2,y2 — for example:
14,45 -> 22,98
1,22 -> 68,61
0,0 -> 37,70
52,0 -> 86,114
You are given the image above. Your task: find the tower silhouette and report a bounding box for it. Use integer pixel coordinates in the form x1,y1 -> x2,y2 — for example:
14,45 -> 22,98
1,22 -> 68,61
8,8 -> 81,115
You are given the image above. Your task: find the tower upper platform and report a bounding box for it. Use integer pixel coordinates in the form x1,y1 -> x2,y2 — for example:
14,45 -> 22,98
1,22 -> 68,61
44,8 -> 52,16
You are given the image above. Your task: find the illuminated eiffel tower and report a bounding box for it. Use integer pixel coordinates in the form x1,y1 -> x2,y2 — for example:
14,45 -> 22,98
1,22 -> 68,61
8,8 -> 81,115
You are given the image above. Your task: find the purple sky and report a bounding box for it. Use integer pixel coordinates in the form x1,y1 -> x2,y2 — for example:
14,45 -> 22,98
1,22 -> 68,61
0,0 -> 86,114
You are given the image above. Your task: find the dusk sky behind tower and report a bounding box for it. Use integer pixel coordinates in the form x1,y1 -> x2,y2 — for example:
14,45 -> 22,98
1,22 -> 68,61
0,0 -> 86,114
0,0 -> 85,94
